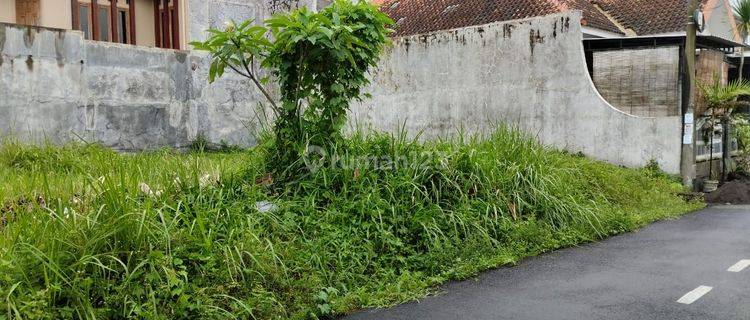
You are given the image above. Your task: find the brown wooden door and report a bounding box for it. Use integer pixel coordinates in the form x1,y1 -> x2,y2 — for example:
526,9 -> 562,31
15,0 -> 40,25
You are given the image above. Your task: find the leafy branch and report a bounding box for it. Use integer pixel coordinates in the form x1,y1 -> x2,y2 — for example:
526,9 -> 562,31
192,0 -> 393,181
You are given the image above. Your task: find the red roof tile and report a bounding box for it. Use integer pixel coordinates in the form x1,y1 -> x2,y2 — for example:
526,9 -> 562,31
378,0 -> 623,37
377,0 -> 737,39
593,0 -> 709,35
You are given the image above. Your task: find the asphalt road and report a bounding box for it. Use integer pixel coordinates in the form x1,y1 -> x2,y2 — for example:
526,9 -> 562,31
343,205 -> 750,320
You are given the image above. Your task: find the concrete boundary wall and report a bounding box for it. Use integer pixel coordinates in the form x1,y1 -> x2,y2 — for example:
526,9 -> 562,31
0,11 -> 682,173
353,12 -> 682,173
0,23 -> 264,150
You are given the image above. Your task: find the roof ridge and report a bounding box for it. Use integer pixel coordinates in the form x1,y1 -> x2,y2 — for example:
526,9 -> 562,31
548,0 -> 571,11
589,1 -> 634,36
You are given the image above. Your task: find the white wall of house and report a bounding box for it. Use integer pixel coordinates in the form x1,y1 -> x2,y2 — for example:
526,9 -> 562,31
706,0 -> 738,42
0,0 -> 73,29
0,0 -> 15,24
135,0 -> 156,47
38,0 -> 73,29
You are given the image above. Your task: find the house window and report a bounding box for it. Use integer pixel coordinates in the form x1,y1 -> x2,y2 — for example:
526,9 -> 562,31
72,0 -> 136,45
155,0 -> 181,49
98,5 -> 110,41
78,4 -> 92,39
117,9 -> 129,44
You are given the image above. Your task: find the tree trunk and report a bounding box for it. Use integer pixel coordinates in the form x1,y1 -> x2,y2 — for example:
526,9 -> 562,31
722,115 -> 731,183
741,47 -> 745,82
709,110 -> 715,181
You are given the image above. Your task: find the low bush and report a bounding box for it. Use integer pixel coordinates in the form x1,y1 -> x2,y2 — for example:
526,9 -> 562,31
0,128 -> 702,319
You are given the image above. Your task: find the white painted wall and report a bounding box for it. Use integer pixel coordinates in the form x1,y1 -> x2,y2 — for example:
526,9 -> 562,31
186,0 -> 317,43
706,0 -> 737,41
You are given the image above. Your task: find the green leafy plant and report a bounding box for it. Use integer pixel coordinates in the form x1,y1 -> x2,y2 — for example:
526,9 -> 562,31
731,114 -> 750,175
697,79 -> 750,180
192,0 -> 393,180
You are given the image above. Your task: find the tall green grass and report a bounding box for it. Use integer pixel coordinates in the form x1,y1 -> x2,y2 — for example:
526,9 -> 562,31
0,129 -> 702,319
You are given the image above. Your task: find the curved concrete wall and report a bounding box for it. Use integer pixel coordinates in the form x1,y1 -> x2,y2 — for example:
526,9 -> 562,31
353,12 -> 682,173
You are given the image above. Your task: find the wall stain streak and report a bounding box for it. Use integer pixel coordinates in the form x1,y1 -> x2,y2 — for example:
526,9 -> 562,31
553,21 -> 558,38
23,27 -> 35,48
174,51 -> 187,63
529,29 -> 545,57
25,55 -> 33,70
503,24 -> 515,38
0,26 -> 5,54
55,31 -> 65,67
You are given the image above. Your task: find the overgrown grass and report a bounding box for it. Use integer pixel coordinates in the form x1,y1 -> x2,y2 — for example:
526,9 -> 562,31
0,129 -> 702,319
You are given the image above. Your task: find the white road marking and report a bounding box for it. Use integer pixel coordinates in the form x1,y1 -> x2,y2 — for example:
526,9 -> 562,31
677,286 -> 713,305
727,259 -> 750,273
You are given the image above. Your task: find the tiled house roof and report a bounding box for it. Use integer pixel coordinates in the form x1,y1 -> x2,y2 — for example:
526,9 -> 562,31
378,0 -> 623,37
376,0 -> 739,40
593,0 -> 708,35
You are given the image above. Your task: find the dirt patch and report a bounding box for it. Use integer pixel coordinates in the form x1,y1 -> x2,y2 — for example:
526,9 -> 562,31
705,180 -> 750,204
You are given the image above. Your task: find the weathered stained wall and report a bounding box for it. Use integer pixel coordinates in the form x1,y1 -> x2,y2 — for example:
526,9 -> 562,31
0,23 -> 265,150
186,0 -> 318,43
1,12 -> 683,173
354,12 -> 683,173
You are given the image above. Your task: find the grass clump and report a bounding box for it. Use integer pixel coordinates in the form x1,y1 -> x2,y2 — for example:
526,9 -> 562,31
0,128 -> 702,319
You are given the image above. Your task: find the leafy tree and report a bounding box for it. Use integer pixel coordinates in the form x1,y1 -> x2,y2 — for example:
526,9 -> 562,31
192,0 -> 392,180
734,0 -> 750,81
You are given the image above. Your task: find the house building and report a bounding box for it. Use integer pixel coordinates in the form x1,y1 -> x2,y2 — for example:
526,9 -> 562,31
0,0 -> 328,49
0,0 -> 187,49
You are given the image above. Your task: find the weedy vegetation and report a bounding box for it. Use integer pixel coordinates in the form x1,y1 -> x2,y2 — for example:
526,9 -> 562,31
0,0 -> 703,319
0,129 -> 702,319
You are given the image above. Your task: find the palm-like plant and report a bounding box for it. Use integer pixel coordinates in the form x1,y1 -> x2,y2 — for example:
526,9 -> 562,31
699,80 -> 750,108
734,0 -> 750,81
698,79 -> 750,181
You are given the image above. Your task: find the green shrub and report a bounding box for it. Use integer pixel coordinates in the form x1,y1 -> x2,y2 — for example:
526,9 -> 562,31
0,128 -> 702,319
192,0 -> 393,180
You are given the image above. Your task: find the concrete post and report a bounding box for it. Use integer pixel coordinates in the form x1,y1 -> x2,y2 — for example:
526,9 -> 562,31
682,0 -> 698,189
